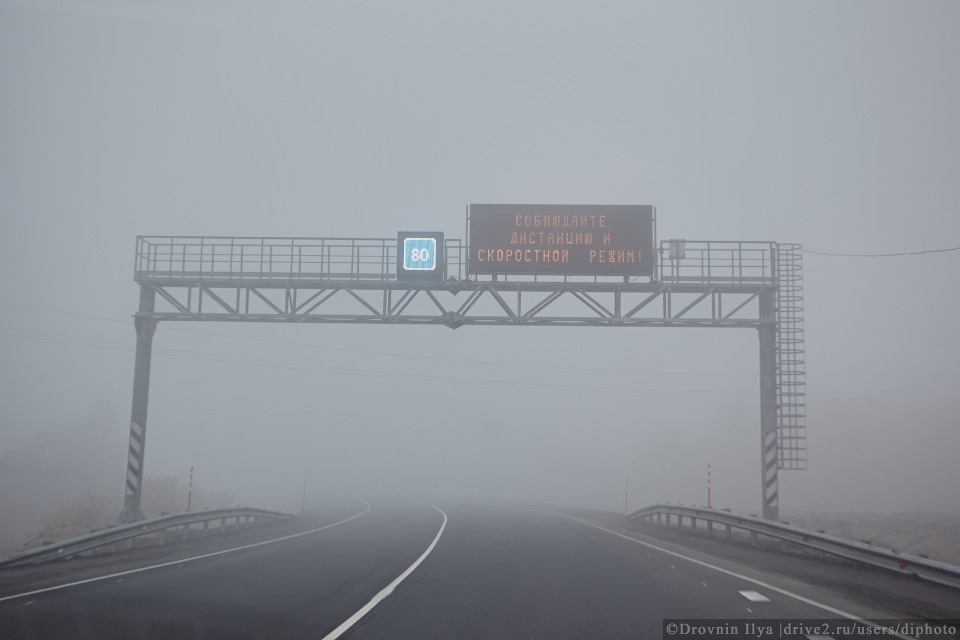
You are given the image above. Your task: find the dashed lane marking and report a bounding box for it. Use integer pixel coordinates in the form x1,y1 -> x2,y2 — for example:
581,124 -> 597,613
538,511 -> 912,640
739,590 -> 770,602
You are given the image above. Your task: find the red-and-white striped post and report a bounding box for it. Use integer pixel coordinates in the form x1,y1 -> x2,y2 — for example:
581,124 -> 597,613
707,463 -> 712,537
187,466 -> 194,512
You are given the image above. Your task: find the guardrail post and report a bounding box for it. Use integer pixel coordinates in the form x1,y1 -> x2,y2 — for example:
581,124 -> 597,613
691,516 -> 697,531
159,529 -> 166,546
203,520 -> 209,538
750,531 -> 758,546
725,523 -> 731,539
182,524 -> 189,541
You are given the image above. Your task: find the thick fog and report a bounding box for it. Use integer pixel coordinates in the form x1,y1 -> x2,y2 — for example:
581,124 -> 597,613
1,1 -> 959,551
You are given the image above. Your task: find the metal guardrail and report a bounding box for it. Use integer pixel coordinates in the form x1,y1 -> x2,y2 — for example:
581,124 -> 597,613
0,507 -> 293,569
626,504 -> 960,590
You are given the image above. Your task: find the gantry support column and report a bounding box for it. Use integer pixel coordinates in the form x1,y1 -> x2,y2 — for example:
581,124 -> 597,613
758,288 -> 779,521
118,285 -> 157,523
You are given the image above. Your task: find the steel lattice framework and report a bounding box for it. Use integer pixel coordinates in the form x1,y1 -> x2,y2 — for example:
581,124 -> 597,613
120,236 -> 806,522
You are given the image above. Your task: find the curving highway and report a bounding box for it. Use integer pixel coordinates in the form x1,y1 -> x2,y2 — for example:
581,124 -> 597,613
1,501 -> 957,639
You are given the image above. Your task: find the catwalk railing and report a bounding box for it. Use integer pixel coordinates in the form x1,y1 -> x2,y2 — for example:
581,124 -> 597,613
134,236 -> 779,286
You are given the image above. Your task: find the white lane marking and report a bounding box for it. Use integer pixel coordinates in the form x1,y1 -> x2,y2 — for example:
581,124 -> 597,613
321,504 -> 448,640
739,590 -> 770,602
549,514 -> 912,640
0,502 -> 372,604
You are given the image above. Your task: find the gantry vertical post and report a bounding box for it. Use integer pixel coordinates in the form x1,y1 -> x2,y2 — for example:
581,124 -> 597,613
118,285 -> 157,523
758,288 -> 779,521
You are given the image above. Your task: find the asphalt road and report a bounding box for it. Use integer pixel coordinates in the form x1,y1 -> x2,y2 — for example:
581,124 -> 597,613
1,501 -> 957,639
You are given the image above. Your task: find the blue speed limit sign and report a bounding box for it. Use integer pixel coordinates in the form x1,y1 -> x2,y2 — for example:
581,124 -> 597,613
403,237 -> 437,271
397,231 -> 444,282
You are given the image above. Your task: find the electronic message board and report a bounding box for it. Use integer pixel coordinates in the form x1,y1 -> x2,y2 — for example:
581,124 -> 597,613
467,204 -> 654,276
397,231 -> 445,282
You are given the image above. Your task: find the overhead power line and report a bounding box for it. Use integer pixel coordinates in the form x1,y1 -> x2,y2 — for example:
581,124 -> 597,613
802,246 -> 960,257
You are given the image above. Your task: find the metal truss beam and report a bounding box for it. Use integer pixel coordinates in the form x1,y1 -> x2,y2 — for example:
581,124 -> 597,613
137,281 -> 771,329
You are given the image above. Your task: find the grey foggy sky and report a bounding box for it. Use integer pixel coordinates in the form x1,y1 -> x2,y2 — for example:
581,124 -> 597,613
1,0 -> 959,517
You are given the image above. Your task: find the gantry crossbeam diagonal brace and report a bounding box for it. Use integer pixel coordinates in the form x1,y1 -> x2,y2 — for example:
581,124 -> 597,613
134,281 -> 769,328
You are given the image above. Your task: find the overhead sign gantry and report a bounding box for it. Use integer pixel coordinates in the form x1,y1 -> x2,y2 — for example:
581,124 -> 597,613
120,205 -> 806,523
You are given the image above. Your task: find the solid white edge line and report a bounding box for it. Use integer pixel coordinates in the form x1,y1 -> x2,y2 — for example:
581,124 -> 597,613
549,513 -> 913,640
321,504 -> 448,640
0,502 -> 372,604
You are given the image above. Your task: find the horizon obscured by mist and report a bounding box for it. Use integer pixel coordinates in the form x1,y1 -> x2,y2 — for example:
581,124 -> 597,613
2,0 -> 959,552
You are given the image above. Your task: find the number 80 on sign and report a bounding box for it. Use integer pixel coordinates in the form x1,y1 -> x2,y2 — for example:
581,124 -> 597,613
397,231 -> 444,282
403,237 -> 437,271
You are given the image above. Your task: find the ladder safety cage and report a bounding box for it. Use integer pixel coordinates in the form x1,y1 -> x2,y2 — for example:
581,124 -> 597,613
774,244 -> 807,470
